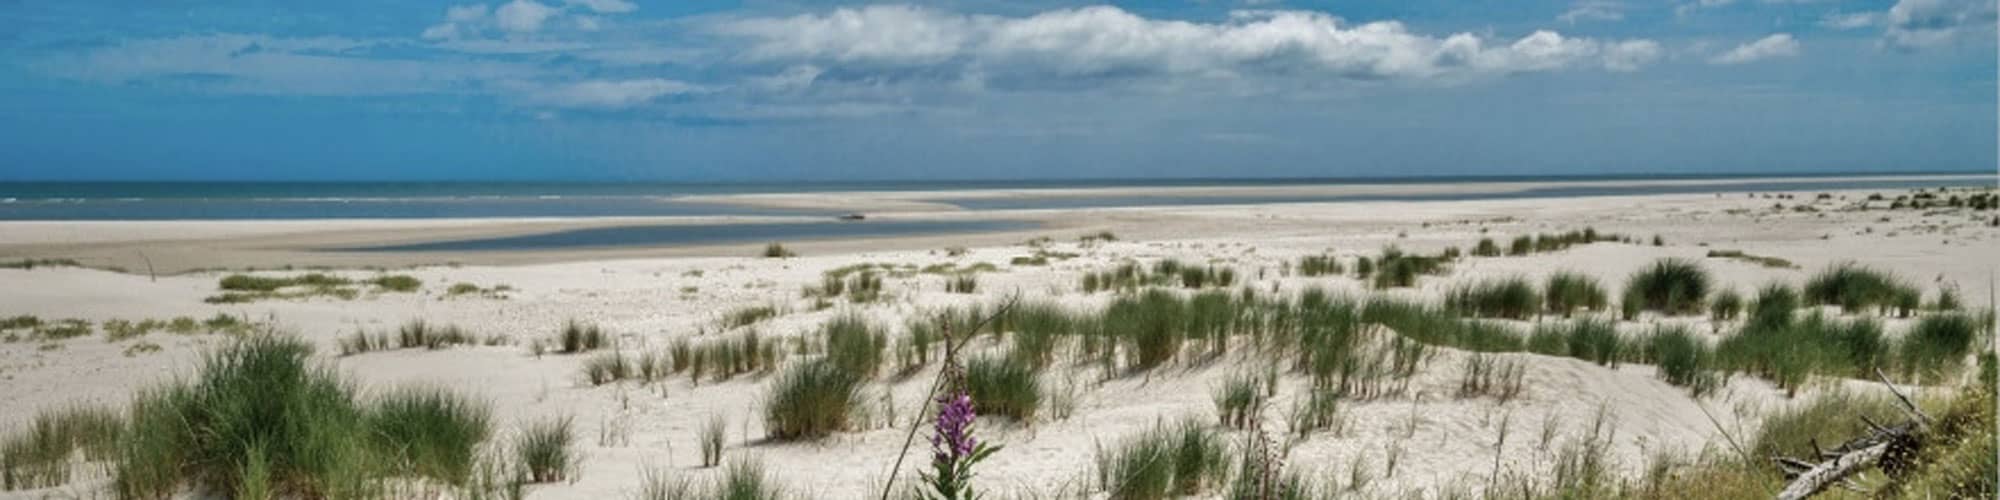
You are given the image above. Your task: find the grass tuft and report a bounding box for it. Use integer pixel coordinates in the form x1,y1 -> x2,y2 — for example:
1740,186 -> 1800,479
699,414 -> 726,468
1802,262 -> 1918,315
516,416 -> 576,484
1095,419 -> 1229,500
965,354 -> 1041,422
1543,272 -> 1608,318
558,320 -> 608,354
1622,258 -> 1709,317
1645,326 -> 1717,395
1,404 -> 123,491
762,243 -> 796,258
1445,276 -> 1540,320
111,334 -> 494,497
763,361 -> 862,441
365,385 -> 492,483
821,312 -> 887,378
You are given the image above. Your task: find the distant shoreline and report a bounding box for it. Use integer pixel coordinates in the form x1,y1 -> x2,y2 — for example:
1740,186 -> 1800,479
0,178 -> 1992,274
1,168 -> 1991,193
0,172 -> 1989,221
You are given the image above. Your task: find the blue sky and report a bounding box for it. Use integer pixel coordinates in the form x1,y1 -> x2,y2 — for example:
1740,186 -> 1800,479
0,0 -> 1992,181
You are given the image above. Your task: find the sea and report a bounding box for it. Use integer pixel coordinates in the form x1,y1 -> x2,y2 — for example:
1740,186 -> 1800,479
2,173 -> 1990,251
3,172 -> 1992,221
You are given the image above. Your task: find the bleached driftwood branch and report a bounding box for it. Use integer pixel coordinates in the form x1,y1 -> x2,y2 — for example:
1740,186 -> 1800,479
1769,369 -> 1931,500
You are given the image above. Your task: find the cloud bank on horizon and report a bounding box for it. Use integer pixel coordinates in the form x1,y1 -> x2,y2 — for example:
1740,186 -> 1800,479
0,0 -> 1992,181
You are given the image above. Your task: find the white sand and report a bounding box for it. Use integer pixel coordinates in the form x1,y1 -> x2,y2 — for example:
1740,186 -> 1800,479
0,184 -> 1995,499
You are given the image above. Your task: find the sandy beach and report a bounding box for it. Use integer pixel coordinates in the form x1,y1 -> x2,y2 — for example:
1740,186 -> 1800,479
1,180 -> 1995,499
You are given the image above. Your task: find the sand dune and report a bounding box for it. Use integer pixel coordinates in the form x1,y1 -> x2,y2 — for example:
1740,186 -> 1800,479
0,185 -> 1993,498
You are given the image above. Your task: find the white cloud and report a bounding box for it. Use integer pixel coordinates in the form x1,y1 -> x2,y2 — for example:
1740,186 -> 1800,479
495,0 -> 559,33
750,65 -> 824,93
564,0 -> 637,14
711,6 -> 1661,85
1819,11 -> 1880,30
1883,0 -> 1998,49
1558,1 -> 1625,24
534,79 -> 705,108
715,5 -> 970,67
1709,33 -> 1800,64
447,4 -> 490,23
1601,40 -> 1662,71
426,0 -> 629,41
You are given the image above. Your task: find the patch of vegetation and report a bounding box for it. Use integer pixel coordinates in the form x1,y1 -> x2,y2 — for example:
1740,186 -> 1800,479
110,335 -> 494,497
558,320 -> 609,354
1709,288 -> 1744,321
699,414 -> 726,468
1294,253 -> 1344,277
762,243 -> 796,258
516,416 -> 576,484
0,258 -> 83,270
207,272 -> 422,303
369,275 -> 422,292
677,330 -> 777,383
1704,249 -> 1796,269
444,282 -> 512,298
1211,371 -> 1264,429
821,312 -> 887,378
1456,353 -> 1526,400
1370,246 -> 1449,289
763,360 -> 863,441
1471,238 -> 1502,257
102,318 -> 167,342
1621,258 -> 1709,317
0,315 -> 40,330
1543,272 -> 1609,318
1643,325 -> 1717,395
1080,260 -> 1235,293
721,304 -> 780,330
397,319 -> 474,350
965,354 -> 1041,422
1559,317 -> 1625,366
1094,419 -> 1230,500
1716,311 -> 1888,396
1803,263 -> 1920,316
29,318 -> 92,341
1,404 -> 122,490
1898,313 -> 1980,381
582,351 -> 633,385
945,273 -> 978,294
1445,276 -> 1541,320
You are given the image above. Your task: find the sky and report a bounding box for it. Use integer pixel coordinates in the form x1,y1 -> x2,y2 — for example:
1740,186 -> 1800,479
0,0 -> 1993,182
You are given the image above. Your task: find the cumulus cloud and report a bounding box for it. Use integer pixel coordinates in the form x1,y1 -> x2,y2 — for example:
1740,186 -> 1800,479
1558,1 -> 1625,24
424,0 -> 634,40
1819,11 -> 1879,30
1601,40 -> 1663,71
710,5 -> 1661,85
1883,0 -> 1998,49
495,0 -> 559,32
533,78 -> 704,108
1709,33 -> 1799,64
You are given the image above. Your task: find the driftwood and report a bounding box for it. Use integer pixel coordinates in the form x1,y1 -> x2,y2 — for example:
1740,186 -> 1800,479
1770,369 -> 1931,500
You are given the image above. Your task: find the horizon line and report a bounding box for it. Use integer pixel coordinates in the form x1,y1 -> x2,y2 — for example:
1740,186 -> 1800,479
1,169 -> 1994,186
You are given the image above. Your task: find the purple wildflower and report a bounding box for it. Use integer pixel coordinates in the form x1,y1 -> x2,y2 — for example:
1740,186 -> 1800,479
922,389 -> 1000,500
931,392 -> 977,464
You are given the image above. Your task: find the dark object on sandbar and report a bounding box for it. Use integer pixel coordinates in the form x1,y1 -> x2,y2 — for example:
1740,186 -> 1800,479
838,213 -> 866,221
